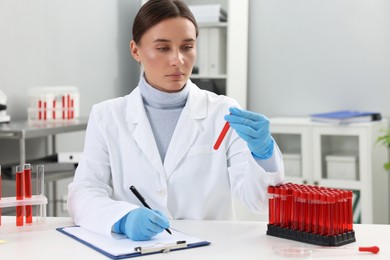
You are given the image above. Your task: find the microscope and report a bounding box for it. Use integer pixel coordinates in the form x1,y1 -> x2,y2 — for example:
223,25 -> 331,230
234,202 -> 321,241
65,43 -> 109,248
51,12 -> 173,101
0,89 -> 11,123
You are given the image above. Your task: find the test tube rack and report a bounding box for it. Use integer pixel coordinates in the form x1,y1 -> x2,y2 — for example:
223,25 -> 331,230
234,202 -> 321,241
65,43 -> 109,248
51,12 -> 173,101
27,86 -> 80,123
0,164 -> 47,228
266,183 -> 356,246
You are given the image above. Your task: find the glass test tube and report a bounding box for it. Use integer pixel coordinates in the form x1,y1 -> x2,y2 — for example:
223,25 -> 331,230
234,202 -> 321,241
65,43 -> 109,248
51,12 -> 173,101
305,192 -> 312,233
298,191 -> 306,231
292,190 -> 300,230
286,187 -> 293,228
36,165 -> 46,222
24,164 -> 33,224
268,186 -> 275,225
312,192 -> 319,234
335,191 -> 340,235
15,165 -> 24,226
328,194 -> 335,236
347,191 -> 353,231
280,188 -> 287,227
274,186 -> 281,226
319,193 -> 326,235
342,190 -> 348,233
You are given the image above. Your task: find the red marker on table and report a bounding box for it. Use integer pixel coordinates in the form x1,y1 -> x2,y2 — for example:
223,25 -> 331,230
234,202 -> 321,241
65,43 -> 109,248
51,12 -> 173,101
213,122 -> 230,150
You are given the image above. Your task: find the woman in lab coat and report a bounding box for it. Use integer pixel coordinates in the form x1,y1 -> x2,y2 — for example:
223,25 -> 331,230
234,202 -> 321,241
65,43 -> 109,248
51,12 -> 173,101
67,0 -> 284,241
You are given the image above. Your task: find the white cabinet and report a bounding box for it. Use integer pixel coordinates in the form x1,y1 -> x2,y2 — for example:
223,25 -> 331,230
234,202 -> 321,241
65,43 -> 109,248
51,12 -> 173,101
271,117 -> 389,224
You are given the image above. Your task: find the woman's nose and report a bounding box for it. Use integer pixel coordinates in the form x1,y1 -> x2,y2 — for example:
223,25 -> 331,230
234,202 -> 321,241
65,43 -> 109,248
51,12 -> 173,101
170,50 -> 184,66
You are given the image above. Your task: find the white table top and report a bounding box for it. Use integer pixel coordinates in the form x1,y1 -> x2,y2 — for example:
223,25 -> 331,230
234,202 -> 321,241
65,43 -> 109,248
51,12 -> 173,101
0,216 -> 388,259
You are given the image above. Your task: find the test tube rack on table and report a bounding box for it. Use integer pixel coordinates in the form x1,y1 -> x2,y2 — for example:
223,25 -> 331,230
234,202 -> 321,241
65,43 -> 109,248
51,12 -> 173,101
0,164 -> 47,228
266,183 -> 356,246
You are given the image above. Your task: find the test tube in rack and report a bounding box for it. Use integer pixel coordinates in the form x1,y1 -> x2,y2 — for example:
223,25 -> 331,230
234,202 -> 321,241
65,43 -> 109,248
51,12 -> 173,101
15,165 -> 24,226
24,164 -> 33,224
36,165 -> 46,222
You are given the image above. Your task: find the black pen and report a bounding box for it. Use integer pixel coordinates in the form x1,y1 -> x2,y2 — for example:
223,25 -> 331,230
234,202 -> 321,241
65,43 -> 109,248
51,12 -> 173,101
129,185 -> 172,235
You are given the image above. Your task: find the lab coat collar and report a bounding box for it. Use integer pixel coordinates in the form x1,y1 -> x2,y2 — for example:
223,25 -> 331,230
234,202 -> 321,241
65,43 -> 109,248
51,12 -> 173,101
124,80 -> 208,180
164,81 -> 207,178
125,88 -> 165,177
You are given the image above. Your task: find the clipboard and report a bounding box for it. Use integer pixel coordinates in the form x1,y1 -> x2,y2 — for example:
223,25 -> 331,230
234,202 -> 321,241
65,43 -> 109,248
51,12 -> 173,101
57,226 -> 210,259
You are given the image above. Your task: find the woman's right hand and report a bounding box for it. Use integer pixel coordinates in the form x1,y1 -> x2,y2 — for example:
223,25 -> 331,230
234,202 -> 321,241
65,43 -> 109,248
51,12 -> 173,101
116,208 -> 170,241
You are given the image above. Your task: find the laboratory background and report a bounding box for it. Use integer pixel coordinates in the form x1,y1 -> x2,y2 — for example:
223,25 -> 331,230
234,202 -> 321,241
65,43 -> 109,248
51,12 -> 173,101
0,0 -> 389,224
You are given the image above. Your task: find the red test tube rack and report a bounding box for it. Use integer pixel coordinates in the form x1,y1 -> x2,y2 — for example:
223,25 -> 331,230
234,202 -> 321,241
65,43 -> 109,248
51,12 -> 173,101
266,183 -> 356,246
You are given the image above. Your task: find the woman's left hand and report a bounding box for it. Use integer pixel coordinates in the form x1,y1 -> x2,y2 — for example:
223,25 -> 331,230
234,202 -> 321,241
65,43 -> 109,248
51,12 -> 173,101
224,107 -> 274,159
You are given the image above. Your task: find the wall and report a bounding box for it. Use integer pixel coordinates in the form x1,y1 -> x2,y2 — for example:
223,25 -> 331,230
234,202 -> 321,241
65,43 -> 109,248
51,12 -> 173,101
248,0 -> 390,119
2,0 -> 389,219
0,0 -> 140,163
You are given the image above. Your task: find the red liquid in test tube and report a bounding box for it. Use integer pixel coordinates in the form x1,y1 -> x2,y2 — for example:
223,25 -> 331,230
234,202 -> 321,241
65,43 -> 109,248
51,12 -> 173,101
53,99 -> 56,119
67,94 -> 71,119
342,190 -> 348,233
347,191 -> 353,231
71,98 -> 74,119
312,192 -> 320,234
286,188 -> 293,228
24,164 -> 32,224
280,188 -> 288,227
274,187 -> 281,226
299,191 -> 306,231
62,95 -> 65,119
43,101 -> 47,120
328,194 -> 336,236
325,193 -> 331,236
15,166 -> 24,226
38,100 -> 42,120
319,193 -> 326,235
292,190 -> 300,230
334,191 -> 341,235
213,122 -> 230,150
305,192 -> 312,233
268,186 -> 275,225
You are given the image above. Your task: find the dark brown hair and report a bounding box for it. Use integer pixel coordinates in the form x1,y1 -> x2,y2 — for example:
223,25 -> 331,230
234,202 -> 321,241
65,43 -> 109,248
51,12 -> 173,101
132,0 -> 199,44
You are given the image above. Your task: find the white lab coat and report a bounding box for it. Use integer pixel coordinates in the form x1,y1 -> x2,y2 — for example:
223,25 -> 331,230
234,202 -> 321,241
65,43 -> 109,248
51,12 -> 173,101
67,80 -> 284,237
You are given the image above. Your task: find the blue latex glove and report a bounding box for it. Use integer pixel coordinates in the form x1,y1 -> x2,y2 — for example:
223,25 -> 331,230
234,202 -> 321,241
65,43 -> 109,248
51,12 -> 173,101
114,208 -> 170,241
224,107 -> 274,159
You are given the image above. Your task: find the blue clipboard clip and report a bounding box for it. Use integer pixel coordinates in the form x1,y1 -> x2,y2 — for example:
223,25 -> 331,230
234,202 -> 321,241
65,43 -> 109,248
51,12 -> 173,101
134,240 -> 187,254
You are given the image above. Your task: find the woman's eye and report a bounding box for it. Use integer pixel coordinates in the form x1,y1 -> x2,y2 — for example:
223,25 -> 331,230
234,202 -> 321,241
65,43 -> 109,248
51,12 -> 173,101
157,47 -> 169,52
182,45 -> 193,51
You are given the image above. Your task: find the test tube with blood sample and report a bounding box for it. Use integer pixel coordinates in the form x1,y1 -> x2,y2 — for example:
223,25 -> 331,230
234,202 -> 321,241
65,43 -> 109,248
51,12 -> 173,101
268,186 -> 275,225
24,164 -> 33,224
15,165 -> 24,226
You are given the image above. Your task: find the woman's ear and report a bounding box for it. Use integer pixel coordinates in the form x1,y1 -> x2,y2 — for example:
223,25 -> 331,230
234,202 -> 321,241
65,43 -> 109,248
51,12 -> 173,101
130,40 -> 141,63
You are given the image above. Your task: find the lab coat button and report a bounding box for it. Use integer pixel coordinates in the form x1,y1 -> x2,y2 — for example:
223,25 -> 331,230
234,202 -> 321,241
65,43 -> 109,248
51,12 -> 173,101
158,189 -> 166,197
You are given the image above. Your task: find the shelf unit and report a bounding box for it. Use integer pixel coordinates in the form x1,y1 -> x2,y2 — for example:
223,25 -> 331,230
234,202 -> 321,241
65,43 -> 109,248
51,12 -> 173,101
270,117 -> 389,224
185,0 -> 249,108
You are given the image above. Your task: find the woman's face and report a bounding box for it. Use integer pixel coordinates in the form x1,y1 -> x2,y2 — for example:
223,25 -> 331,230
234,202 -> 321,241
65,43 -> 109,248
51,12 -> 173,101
131,17 -> 197,93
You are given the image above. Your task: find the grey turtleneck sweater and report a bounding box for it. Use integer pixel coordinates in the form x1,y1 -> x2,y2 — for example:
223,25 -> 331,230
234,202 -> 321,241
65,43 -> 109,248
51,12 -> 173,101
139,76 -> 189,163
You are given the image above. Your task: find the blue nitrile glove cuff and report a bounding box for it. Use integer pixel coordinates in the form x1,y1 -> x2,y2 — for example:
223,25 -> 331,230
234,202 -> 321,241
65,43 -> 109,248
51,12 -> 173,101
251,136 -> 274,160
115,207 -> 170,241
113,214 -> 127,234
